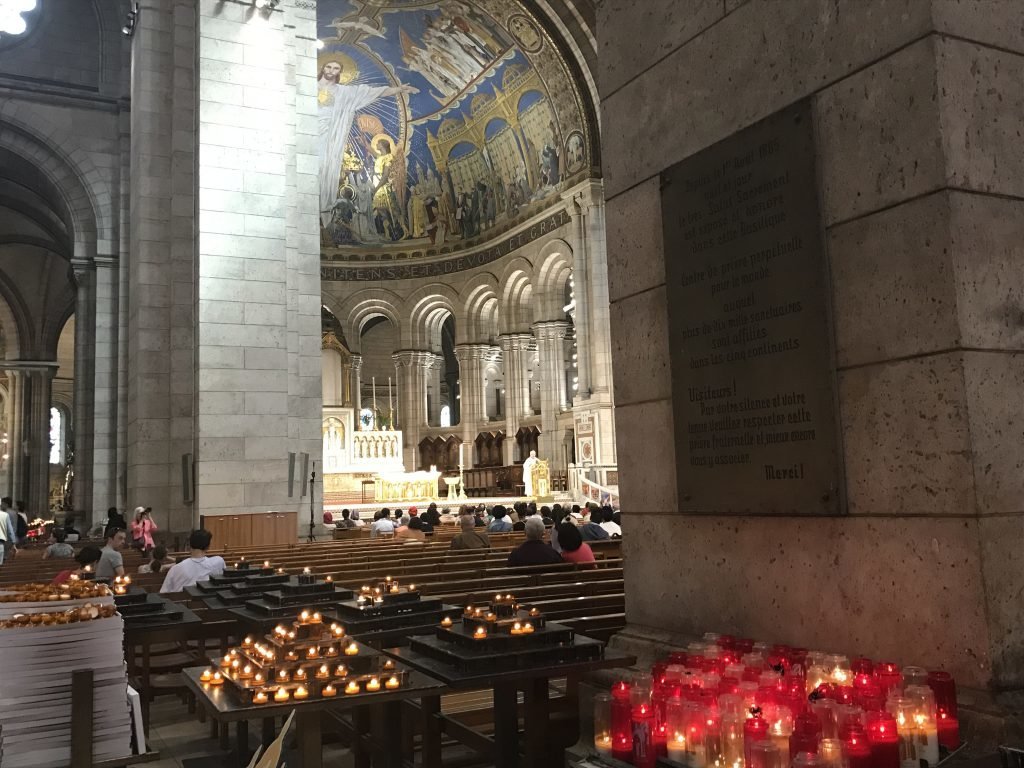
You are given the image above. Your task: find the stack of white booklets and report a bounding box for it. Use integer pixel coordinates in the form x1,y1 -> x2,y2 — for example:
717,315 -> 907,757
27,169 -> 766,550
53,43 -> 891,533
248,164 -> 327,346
0,590 -> 132,768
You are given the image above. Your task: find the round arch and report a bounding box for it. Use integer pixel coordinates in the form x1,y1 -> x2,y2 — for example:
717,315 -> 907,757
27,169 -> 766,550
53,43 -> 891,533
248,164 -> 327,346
0,279 -> 25,360
462,272 -> 501,344
533,237 -> 573,321
331,288 -> 404,353
404,283 -> 460,349
498,256 -> 535,334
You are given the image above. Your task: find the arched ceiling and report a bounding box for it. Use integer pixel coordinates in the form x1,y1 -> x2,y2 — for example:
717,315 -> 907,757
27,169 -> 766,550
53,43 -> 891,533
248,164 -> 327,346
317,0 -> 599,259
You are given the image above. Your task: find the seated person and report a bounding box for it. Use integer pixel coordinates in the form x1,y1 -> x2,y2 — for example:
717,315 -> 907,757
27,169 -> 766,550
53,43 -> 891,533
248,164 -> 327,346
53,545 -> 103,584
338,509 -> 358,529
598,506 -> 622,537
139,545 -> 176,574
397,516 -> 427,544
580,506 -> 611,542
556,521 -> 596,566
323,510 -> 336,530
539,505 -> 555,526
95,527 -> 127,580
350,509 -> 366,527
449,514 -> 490,550
438,508 -> 456,526
160,529 -> 226,593
62,515 -> 81,542
43,527 -> 75,559
487,505 -> 513,533
370,509 -> 395,538
506,517 -> 563,568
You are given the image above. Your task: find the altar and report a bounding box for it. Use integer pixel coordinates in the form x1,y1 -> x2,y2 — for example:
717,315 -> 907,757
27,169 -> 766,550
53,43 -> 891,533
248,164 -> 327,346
373,470 -> 443,503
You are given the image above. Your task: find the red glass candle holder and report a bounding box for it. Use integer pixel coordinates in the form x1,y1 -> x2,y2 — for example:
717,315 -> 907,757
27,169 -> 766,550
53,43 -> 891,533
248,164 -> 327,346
843,725 -> 873,768
937,709 -> 961,750
744,711 -> 769,767
927,670 -> 958,718
874,662 -> 902,698
611,686 -> 632,761
866,712 -> 900,768
851,657 -> 874,675
633,703 -> 657,768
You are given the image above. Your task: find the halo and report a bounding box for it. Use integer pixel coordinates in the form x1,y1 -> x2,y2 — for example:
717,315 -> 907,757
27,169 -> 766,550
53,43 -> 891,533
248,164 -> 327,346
317,51 -> 359,84
369,133 -> 397,156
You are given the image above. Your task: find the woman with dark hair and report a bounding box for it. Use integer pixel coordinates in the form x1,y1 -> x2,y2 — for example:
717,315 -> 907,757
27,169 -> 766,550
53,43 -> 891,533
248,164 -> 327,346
398,516 -> 427,544
52,545 -> 103,584
139,545 -> 175,574
42,527 -> 74,559
556,522 -> 596,566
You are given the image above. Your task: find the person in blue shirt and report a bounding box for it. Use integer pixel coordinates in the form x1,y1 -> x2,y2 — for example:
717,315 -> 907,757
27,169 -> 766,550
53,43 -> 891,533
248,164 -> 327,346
487,505 -> 513,533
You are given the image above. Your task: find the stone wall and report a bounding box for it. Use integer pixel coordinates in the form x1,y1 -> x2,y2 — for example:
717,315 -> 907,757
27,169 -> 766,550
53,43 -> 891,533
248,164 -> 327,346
602,0 -> 1024,693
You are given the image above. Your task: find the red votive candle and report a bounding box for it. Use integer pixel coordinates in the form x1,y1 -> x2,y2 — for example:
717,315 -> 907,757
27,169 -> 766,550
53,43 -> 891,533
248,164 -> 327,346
866,712 -> 900,768
612,680 -> 633,761
843,725 -> 873,768
937,709 -> 961,750
790,712 -> 822,757
633,702 -> 657,768
744,709 -> 769,768
852,658 -> 874,675
927,670 -> 958,718
653,684 -> 670,756
874,662 -> 902,698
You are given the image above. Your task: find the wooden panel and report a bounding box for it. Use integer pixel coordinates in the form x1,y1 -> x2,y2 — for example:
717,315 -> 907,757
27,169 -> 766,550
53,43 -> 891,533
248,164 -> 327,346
276,512 -> 296,544
250,513 -> 277,547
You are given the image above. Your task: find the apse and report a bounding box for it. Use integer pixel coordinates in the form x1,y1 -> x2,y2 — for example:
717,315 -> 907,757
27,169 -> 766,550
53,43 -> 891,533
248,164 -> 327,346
317,0 -> 592,256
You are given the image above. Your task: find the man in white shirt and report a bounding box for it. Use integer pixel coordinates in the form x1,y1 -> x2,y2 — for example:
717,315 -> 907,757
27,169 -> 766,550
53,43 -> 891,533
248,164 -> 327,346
160,529 -> 226,593
370,509 -> 395,538
598,506 -> 622,536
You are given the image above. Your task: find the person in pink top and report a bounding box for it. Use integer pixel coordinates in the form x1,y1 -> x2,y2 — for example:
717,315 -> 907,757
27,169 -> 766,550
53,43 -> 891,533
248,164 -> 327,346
130,506 -> 158,553
556,521 -> 596,567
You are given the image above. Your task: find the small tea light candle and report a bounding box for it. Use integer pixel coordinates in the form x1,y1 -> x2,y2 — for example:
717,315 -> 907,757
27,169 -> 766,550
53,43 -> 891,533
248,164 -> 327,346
277,567 -> 285,574
523,622 -> 535,634
295,669 -> 307,681
345,681 -> 360,695
231,659 -> 241,672
362,585 -> 372,594
303,567 -> 311,575
345,643 -> 359,656
326,646 -> 338,657
408,583 -> 415,591
331,624 -> 344,637
441,617 -> 453,628
274,625 -> 287,636
274,688 -> 290,702
114,585 -> 127,595
511,622 -> 523,635
300,610 -> 311,623
464,605 -> 474,616
386,676 -> 400,690
220,654 -> 232,669
294,685 -> 309,700
200,669 -> 213,683
239,664 -> 254,680
390,585 -> 400,594
385,575 -> 393,583
317,664 -> 330,679
529,607 -> 540,617
210,672 -> 224,686
326,575 -> 333,583
366,677 -> 381,692
335,665 -> 347,677
287,631 -> 296,640
242,636 -> 254,647
323,684 -> 337,697
263,560 -> 270,568
383,659 -> 396,671
253,692 -> 269,705
254,673 -> 264,684
307,647 -> 319,659
473,608 -> 483,618
278,670 -> 290,682
474,627 -> 488,640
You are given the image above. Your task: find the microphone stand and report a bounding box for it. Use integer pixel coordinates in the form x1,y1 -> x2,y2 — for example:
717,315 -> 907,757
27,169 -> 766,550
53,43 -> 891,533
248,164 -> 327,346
307,462 -> 317,544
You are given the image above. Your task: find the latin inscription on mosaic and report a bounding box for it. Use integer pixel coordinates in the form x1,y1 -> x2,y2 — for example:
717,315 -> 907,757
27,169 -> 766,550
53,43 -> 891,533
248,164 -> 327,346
661,100 -> 841,515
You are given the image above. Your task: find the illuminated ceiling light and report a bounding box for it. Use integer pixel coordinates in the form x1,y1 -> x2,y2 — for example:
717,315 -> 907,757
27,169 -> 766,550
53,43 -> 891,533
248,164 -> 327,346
0,0 -> 36,36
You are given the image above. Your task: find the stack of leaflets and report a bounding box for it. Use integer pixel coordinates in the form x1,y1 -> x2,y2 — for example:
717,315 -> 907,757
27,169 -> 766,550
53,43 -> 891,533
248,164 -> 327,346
0,581 -> 132,767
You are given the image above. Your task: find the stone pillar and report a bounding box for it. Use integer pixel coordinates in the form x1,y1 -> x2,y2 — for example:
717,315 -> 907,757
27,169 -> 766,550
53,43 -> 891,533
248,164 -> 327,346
25,366 -> 55,515
193,0 -> 322,525
71,260 -> 95,516
601,0 -> 1024,710
91,258 -> 119,515
531,321 -> 568,467
350,354 -> 362,414
426,354 -> 443,427
454,344 -> 490,466
499,332 -> 532,464
563,195 -> 592,398
5,369 -> 24,502
393,351 -> 431,468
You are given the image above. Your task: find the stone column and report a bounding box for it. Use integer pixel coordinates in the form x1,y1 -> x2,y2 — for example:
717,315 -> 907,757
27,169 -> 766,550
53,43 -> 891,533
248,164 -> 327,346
350,354 -> 362,413
499,332 -> 532,464
426,354 -> 443,427
70,259 -> 95,516
393,351 -> 431,468
454,344 -> 489,466
600,0 -> 1024,709
91,258 -> 119,515
532,321 -> 568,467
563,195 -> 592,398
25,366 -> 55,515
5,369 -> 24,502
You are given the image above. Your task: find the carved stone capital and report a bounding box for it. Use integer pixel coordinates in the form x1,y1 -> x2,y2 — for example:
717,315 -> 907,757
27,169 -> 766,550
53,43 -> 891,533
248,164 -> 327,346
531,320 -> 569,341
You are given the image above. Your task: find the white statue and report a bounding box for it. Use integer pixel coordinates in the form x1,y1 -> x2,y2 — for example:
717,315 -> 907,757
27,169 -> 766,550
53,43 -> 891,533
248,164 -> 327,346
522,450 -> 538,497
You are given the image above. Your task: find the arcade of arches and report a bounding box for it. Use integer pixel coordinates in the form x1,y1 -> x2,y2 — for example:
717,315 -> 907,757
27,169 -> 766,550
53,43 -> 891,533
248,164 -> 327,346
2,0 -> 1024,719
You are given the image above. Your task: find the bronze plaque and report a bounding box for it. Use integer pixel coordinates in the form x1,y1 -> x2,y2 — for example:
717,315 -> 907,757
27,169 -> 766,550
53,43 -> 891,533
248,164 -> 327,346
661,100 -> 842,514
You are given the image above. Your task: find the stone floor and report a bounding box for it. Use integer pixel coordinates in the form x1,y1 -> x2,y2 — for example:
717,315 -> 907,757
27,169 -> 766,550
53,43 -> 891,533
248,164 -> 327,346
144,697 -> 355,768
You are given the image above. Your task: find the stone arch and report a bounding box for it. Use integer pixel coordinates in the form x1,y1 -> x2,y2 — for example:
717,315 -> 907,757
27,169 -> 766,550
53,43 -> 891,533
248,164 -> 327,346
332,288 -> 403,353
499,256 -> 535,334
0,113 -> 107,261
405,283 -> 460,349
533,237 -> 573,321
462,272 -> 501,344
0,281 -> 25,360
